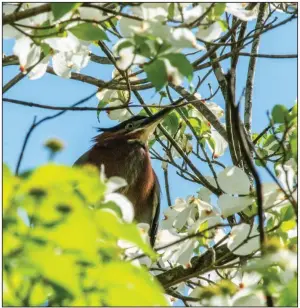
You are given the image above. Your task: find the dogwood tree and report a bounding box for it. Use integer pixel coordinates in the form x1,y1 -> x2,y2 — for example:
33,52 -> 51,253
3,3 -> 297,307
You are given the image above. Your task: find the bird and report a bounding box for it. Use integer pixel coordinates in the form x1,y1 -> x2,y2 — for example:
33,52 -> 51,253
73,107 -> 172,246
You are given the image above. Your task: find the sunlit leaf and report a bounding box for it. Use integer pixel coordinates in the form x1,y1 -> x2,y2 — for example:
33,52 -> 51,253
272,104 -> 289,123
168,3 -> 175,19
99,262 -> 168,306
162,111 -> 180,136
278,277 -> 297,306
214,3 -> 226,17
162,53 -> 193,81
280,220 -> 296,232
144,59 -> 168,91
69,23 -> 108,41
51,3 -> 82,21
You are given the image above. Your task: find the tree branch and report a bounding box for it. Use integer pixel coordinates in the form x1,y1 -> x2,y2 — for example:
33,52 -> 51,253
238,52 -> 297,58
156,244 -> 235,289
244,3 -> 267,134
3,97 -> 202,112
3,71 -> 26,94
207,48 -> 242,167
46,67 -> 153,91
3,3 -> 51,25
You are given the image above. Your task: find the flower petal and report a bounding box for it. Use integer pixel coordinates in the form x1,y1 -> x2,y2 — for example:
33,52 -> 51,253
106,176 -> 127,194
208,128 -> 228,158
218,195 -> 254,217
29,55 -> 50,80
171,28 -> 204,50
228,223 -> 260,256
52,52 -> 72,78
226,3 -> 258,21
44,32 -> 81,52
196,22 -> 223,42
104,192 -> 134,223
217,166 -> 251,195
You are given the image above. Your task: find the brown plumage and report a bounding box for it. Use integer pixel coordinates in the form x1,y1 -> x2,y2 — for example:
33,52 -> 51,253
73,111 -> 171,246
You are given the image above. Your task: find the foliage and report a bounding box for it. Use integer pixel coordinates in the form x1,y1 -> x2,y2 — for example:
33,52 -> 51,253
3,164 -> 167,306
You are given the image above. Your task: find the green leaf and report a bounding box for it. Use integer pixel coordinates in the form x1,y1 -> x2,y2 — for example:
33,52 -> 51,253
155,41 -> 172,55
102,17 -> 118,29
51,3 -> 82,21
290,103 -> 297,118
207,137 -> 215,151
243,203 -> 258,217
214,3 -> 226,17
29,282 -> 50,306
100,263 -> 168,306
189,118 -> 201,133
134,36 -> 153,58
144,59 -> 168,91
3,163 -> 11,178
168,3 -> 175,19
281,204 -> 295,221
290,132 -> 297,159
96,100 -> 108,121
116,40 -> 133,53
263,134 -> 276,147
257,148 -> 268,159
34,20 -> 66,40
218,20 -> 228,31
269,143 -> 280,152
40,43 -> 51,56
272,104 -> 289,123
280,220 -> 296,232
278,278 -> 297,306
162,111 -> 180,136
162,53 -> 193,81
255,159 -> 263,167
69,23 -> 108,41
4,163 -> 167,306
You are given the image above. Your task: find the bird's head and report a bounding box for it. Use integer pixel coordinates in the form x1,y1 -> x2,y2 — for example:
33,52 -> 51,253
96,107 -> 172,145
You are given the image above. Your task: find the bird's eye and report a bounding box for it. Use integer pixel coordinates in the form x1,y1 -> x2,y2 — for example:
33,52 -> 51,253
125,122 -> 135,130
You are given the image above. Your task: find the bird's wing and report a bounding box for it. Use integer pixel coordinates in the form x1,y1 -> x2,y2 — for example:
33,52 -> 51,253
149,171 -> 161,247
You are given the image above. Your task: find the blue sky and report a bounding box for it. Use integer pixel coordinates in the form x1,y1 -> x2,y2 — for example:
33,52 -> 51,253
3,13 -> 297,218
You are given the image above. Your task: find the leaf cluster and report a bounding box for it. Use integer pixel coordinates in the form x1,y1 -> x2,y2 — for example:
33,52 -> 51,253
3,164 -> 167,306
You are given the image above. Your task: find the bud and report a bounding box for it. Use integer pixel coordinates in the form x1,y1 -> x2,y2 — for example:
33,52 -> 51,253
44,138 -> 65,161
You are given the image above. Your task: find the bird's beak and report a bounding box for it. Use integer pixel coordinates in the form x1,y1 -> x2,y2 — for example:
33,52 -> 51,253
138,107 -> 173,142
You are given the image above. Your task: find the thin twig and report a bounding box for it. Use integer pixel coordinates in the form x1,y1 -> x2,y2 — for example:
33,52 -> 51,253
3,72 -> 26,94
3,97 -> 208,112
244,3 -> 267,135
46,67 -> 153,91
238,52 -> 297,58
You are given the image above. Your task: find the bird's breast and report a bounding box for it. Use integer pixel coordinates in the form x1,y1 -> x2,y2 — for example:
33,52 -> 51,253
86,140 -> 157,224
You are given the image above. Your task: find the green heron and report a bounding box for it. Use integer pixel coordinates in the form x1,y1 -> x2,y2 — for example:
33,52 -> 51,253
74,107 -> 172,246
